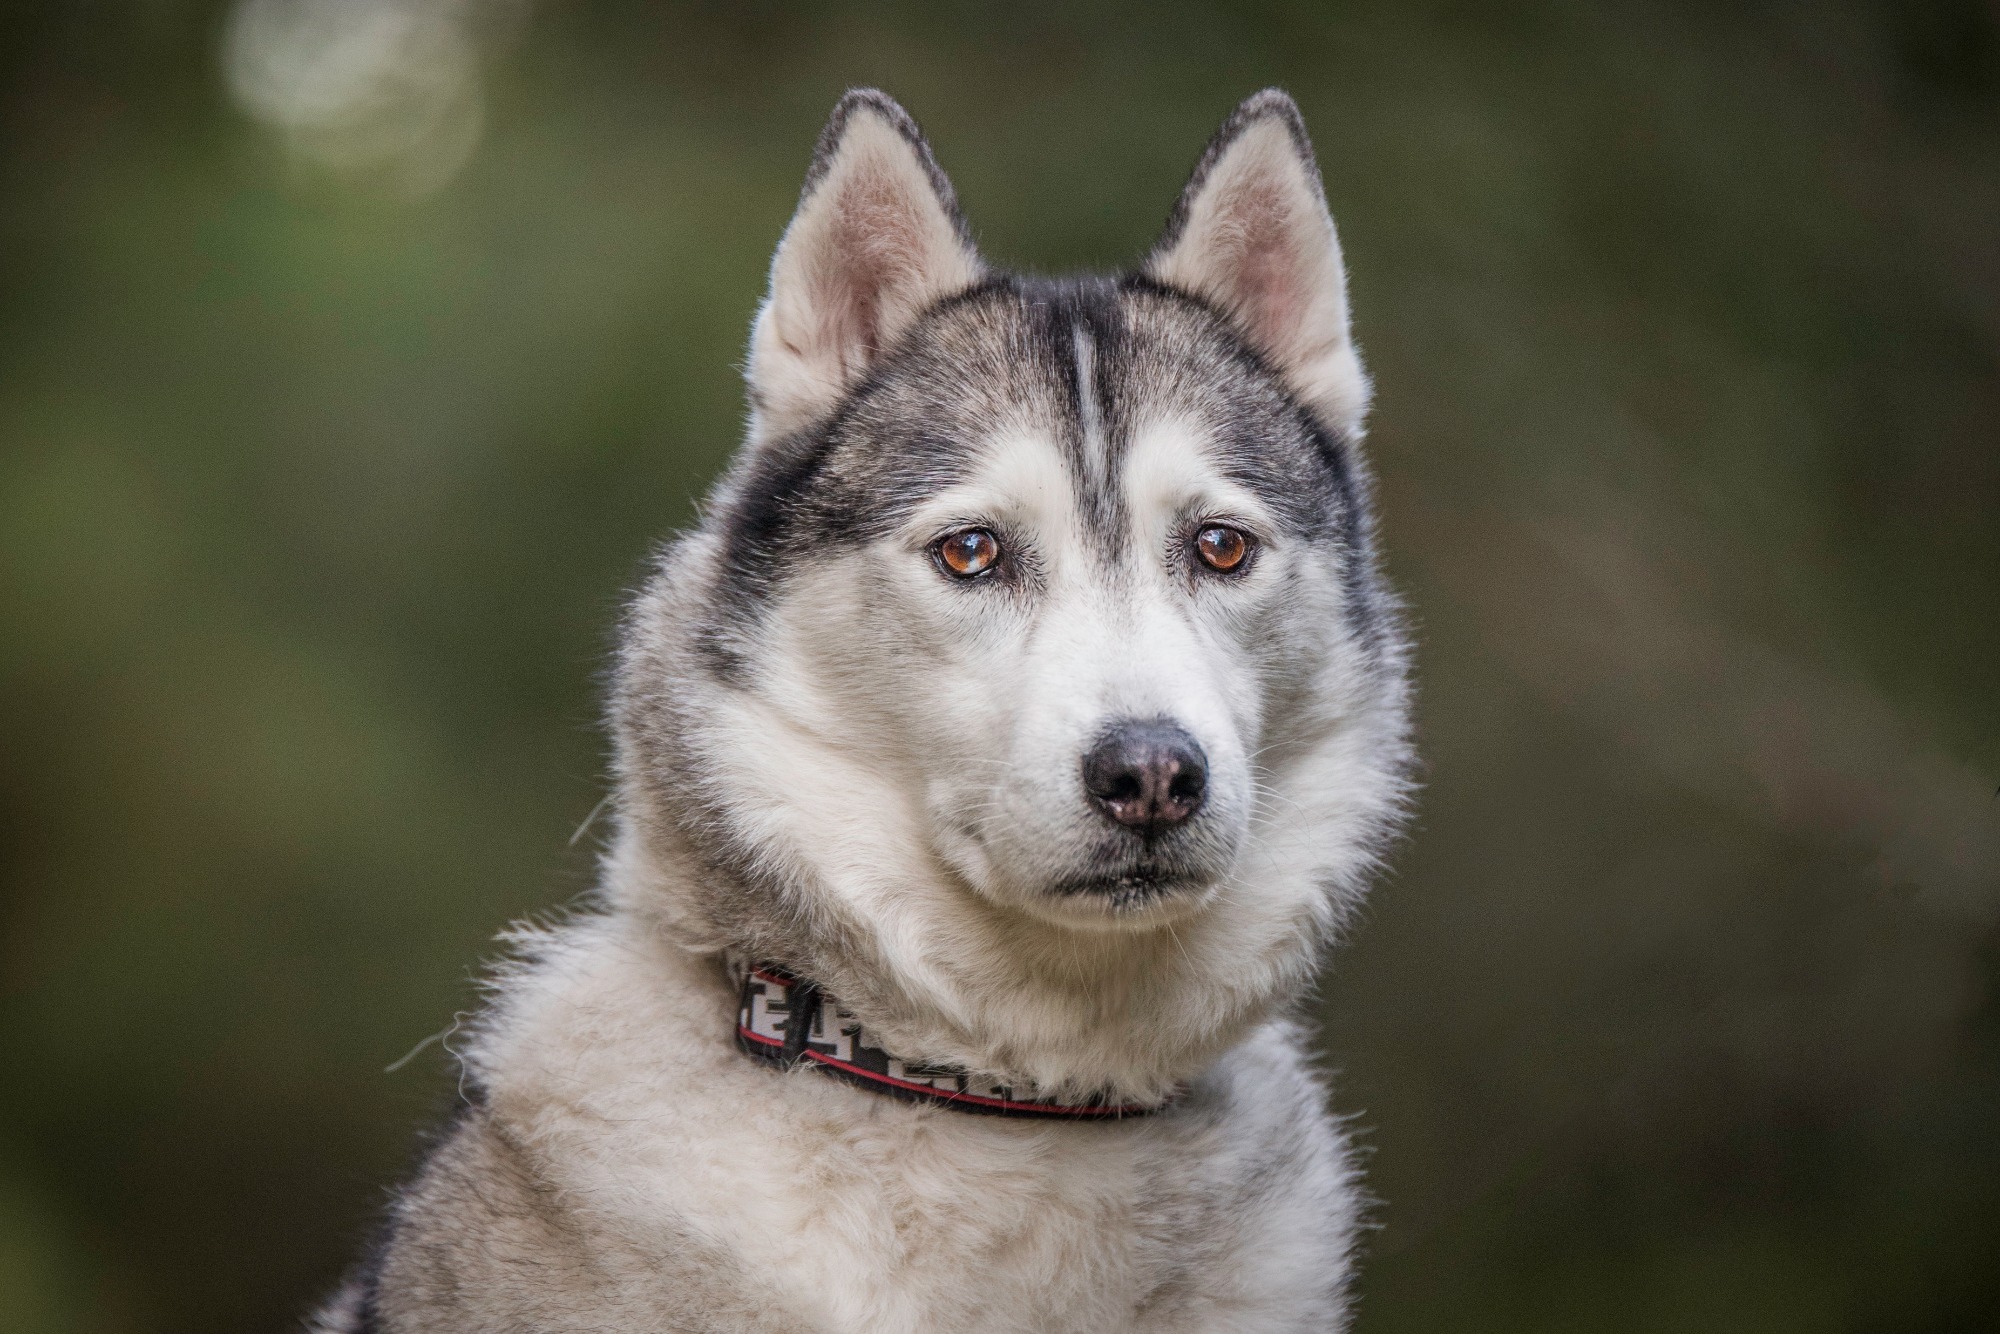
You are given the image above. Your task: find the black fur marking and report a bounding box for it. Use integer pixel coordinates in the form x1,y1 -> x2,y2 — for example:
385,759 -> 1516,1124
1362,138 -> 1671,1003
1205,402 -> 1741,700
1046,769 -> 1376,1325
1021,275 -> 1132,552
718,427 -> 843,591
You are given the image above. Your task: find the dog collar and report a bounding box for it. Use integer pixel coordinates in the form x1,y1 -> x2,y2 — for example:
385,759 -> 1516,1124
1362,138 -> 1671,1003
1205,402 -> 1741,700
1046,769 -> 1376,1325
735,965 -> 1173,1120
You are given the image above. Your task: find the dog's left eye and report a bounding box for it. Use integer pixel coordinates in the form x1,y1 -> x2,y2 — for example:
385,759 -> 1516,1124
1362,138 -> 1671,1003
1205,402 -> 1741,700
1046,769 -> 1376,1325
1194,524 -> 1253,573
936,528 -> 1002,579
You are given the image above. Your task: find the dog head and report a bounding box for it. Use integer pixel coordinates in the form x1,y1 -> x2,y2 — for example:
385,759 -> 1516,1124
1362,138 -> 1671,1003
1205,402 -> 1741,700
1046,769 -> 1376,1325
613,90 -> 1412,1100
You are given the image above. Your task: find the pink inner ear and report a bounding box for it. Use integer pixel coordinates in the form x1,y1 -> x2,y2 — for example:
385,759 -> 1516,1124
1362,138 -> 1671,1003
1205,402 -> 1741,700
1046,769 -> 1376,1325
1220,177 -> 1310,363
819,173 -> 935,377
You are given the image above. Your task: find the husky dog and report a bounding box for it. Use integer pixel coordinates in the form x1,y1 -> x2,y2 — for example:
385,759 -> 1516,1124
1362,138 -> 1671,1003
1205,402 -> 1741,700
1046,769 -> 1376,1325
316,87 -> 1411,1333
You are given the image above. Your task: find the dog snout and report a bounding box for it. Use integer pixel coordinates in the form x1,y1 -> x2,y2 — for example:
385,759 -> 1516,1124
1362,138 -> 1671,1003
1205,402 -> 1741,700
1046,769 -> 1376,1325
1082,721 -> 1208,835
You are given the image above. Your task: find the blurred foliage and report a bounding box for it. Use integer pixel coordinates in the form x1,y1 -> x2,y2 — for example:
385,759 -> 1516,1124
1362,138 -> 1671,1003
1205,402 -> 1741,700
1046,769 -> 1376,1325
2,2 -> 1997,1331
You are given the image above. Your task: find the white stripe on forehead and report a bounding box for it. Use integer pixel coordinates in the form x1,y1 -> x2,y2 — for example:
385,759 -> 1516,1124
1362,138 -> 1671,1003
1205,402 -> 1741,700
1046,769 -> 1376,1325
1072,321 -> 1110,503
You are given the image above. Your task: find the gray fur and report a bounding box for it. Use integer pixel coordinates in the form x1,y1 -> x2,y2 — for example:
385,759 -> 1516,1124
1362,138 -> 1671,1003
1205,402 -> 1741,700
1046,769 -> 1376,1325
317,88 -> 1413,1333
705,275 -> 1365,663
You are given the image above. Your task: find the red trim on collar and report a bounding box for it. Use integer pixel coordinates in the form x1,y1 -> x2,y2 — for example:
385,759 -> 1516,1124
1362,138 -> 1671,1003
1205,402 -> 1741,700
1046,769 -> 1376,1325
735,965 -> 1172,1120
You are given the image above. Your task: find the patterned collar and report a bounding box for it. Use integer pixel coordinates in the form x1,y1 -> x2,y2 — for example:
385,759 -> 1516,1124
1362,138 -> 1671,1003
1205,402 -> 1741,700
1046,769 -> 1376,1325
734,965 -> 1175,1120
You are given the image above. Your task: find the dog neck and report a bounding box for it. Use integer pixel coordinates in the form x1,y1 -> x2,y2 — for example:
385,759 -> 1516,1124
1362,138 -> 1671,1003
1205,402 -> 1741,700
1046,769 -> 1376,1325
605,821 -> 1318,1105
731,962 -> 1178,1119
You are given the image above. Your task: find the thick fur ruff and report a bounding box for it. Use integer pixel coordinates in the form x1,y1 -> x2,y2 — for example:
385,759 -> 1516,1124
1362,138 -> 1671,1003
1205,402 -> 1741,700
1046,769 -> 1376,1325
317,87 -> 1413,1333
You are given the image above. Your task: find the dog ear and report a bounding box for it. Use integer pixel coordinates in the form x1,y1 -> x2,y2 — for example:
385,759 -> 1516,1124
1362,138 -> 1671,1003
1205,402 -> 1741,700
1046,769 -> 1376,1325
746,90 -> 984,441
1146,90 -> 1369,438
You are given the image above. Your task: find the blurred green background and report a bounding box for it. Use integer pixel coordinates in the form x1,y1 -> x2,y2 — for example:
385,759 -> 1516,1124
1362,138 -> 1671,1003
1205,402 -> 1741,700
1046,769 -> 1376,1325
3,2 -> 1997,1330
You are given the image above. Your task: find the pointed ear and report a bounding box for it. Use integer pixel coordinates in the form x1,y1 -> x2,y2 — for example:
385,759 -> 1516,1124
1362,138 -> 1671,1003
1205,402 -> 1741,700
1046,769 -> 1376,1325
746,90 -> 984,441
1146,90 -> 1369,438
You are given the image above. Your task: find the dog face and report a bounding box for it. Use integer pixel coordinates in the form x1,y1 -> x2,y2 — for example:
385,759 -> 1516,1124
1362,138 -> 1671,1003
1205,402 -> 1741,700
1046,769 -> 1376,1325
718,284 -> 1382,932
613,90 -> 1410,1096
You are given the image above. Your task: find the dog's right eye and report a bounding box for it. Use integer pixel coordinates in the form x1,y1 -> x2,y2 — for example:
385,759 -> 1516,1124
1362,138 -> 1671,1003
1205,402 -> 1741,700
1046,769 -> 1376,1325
935,529 -> 1002,579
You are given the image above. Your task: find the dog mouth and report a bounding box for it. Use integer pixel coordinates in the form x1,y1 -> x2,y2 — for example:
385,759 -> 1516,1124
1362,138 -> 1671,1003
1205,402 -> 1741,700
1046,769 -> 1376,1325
1049,861 -> 1208,912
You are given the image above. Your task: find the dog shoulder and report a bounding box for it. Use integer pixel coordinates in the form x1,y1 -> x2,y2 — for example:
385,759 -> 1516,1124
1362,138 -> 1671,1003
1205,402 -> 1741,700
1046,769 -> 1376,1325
343,1101 -> 773,1333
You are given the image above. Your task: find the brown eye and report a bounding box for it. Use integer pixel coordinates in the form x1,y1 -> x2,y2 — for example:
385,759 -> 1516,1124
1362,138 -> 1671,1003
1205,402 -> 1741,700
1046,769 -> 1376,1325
1194,524 -> 1251,573
937,528 -> 1002,578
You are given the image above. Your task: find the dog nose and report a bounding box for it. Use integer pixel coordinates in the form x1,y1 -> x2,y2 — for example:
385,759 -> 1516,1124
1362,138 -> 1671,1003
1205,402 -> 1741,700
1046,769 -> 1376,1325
1082,721 -> 1208,834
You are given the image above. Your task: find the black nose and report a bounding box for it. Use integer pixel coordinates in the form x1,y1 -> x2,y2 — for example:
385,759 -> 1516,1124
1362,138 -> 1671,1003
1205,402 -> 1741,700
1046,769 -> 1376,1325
1082,721 -> 1208,835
